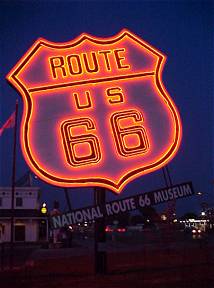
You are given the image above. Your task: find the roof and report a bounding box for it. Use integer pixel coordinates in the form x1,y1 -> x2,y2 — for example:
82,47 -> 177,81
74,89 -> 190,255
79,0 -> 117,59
0,209 -> 47,218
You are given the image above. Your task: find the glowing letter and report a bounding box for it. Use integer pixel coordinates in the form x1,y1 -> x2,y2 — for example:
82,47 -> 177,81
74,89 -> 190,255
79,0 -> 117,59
110,109 -> 149,157
61,118 -> 101,167
98,50 -> 112,71
106,87 -> 124,104
73,91 -> 92,110
49,56 -> 67,79
114,48 -> 130,70
67,54 -> 82,75
82,52 -> 99,73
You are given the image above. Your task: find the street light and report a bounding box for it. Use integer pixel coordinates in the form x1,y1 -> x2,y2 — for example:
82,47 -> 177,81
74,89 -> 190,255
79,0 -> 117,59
161,214 -> 167,221
41,202 -> 47,214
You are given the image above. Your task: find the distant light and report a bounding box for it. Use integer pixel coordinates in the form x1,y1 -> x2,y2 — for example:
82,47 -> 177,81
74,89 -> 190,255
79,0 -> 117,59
173,219 -> 178,223
117,228 -> 126,233
105,226 -> 113,233
198,229 -> 201,233
68,226 -> 73,230
197,192 -> 202,196
192,229 -> 196,234
161,214 -> 167,221
84,223 -> 88,227
201,211 -> 206,216
189,219 -> 195,222
146,219 -> 150,223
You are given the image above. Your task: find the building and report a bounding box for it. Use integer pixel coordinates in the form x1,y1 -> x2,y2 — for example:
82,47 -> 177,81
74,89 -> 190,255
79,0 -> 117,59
0,187 -> 48,243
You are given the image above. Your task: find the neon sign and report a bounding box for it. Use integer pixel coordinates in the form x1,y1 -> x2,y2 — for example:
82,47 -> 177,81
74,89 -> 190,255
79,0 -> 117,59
7,30 -> 182,193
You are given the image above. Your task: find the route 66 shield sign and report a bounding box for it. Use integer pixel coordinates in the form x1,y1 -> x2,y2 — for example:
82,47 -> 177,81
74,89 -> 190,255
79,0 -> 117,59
7,30 -> 182,193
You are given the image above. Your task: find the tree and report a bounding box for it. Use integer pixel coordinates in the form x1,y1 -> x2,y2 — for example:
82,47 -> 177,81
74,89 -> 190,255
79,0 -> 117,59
180,212 -> 198,220
130,214 -> 144,225
138,206 -> 160,223
106,212 -> 130,226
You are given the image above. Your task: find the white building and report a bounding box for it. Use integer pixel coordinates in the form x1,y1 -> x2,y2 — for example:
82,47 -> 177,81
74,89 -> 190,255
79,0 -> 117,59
0,187 -> 48,243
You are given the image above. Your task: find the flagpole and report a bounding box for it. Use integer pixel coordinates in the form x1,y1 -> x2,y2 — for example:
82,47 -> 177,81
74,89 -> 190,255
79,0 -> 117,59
10,100 -> 18,269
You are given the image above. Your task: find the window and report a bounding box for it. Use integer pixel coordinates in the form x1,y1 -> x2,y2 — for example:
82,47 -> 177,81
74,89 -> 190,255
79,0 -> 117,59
16,197 -> 23,207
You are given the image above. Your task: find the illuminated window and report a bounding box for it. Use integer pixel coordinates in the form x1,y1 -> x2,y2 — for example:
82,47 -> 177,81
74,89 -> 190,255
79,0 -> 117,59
16,197 -> 23,207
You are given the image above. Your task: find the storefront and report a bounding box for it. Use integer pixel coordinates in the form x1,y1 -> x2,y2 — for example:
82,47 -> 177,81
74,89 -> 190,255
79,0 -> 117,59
0,187 -> 48,243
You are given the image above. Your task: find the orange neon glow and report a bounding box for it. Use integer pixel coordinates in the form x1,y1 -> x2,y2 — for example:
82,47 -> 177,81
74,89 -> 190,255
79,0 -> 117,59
61,117 -> 101,167
7,30 -> 182,193
73,91 -> 93,110
110,109 -> 149,157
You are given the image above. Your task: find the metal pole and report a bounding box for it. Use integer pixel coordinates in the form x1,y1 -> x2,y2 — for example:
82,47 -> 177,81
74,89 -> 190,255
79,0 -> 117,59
10,100 -> 18,269
94,187 -> 106,274
64,188 -> 72,211
165,165 -> 173,187
162,165 -> 173,188
164,166 -> 176,216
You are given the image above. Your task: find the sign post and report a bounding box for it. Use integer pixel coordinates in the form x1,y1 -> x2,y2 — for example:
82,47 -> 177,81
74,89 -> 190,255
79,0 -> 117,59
94,187 -> 106,274
64,188 -> 72,211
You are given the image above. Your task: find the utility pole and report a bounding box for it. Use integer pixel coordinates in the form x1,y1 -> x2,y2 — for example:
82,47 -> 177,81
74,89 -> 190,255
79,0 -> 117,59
10,100 -> 18,269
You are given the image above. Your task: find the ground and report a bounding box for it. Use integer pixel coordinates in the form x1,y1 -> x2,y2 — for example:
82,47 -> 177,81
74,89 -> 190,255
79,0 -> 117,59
0,229 -> 214,288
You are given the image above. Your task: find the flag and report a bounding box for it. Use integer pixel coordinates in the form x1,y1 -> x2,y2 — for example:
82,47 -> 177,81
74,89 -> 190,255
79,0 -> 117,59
0,111 -> 15,136
15,171 -> 33,187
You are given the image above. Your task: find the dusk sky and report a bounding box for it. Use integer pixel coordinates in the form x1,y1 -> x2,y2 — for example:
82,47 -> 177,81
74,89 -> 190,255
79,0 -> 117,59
0,1 -> 213,216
